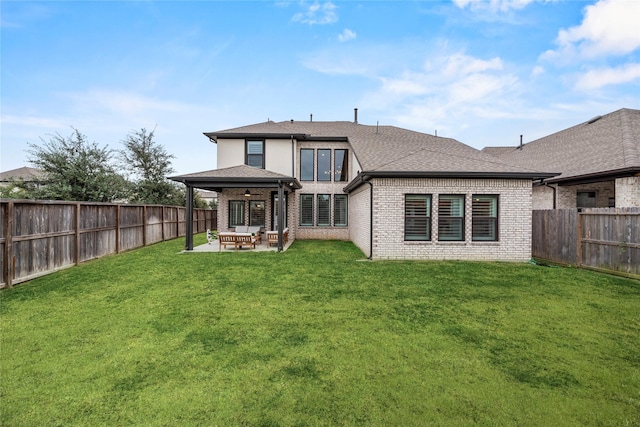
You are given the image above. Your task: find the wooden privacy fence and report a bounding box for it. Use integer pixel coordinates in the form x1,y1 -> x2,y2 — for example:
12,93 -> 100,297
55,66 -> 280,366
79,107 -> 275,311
532,208 -> 640,278
0,200 -> 217,288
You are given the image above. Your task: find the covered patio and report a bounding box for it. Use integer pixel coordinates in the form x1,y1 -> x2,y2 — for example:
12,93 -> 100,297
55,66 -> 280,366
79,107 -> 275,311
169,165 -> 302,252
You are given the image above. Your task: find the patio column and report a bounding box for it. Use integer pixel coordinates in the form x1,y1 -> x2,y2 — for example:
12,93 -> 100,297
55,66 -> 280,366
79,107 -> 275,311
278,180 -> 284,252
185,184 -> 194,251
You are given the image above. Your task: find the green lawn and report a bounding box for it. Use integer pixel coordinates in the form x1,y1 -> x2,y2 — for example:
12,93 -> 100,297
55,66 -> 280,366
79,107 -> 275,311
1,236 -> 639,426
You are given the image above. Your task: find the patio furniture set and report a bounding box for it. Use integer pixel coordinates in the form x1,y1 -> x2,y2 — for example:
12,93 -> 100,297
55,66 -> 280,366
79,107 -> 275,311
211,226 -> 289,251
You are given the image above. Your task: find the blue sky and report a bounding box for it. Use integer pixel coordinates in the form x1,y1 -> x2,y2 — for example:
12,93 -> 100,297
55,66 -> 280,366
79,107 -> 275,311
2,0 -> 639,175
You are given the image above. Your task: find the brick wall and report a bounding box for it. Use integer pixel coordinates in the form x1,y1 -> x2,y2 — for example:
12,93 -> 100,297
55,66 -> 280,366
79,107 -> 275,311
616,176 -> 640,207
347,183 -> 371,257
217,188 -> 297,240
295,141 -> 351,240
366,178 -> 533,261
533,181 -> 617,209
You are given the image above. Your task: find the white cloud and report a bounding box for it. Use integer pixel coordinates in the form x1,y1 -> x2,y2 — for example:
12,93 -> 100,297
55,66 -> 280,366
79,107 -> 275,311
292,2 -> 338,25
543,0 -> 640,61
338,28 -> 356,42
531,65 -> 545,77
575,63 -> 640,90
452,0 -> 537,13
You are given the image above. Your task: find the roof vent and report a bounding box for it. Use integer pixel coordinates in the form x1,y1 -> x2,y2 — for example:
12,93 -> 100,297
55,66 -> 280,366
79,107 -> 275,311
354,108 -> 358,124
586,115 -> 602,124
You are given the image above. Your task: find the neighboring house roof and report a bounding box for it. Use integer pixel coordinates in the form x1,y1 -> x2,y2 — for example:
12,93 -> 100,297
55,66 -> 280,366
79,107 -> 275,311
205,120 -> 556,193
0,167 -> 46,182
169,165 -> 302,191
483,108 -> 640,185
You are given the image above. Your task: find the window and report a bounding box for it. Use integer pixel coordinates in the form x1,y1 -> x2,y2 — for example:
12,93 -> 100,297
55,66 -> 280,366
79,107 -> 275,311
334,149 -> 348,182
249,201 -> 265,228
317,149 -> 331,181
405,194 -> 431,241
438,195 -> 465,241
334,194 -> 348,226
229,200 -> 245,228
472,195 -> 498,241
317,194 -> 331,226
300,149 -> 314,181
577,191 -> 596,208
246,140 -> 264,168
300,194 -> 314,226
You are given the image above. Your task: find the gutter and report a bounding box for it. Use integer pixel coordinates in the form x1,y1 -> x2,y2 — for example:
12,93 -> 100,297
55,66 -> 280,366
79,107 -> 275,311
363,176 -> 374,260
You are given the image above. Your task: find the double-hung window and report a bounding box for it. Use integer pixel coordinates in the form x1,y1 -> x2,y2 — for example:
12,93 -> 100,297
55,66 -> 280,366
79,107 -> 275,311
300,194 -> 314,226
472,195 -> 498,241
300,149 -> 314,181
405,194 -> 431,241
438,195 -> 465,241
334,194 -> 348,226
246,140 -> 264,169
229,200 -> 245,228
317,194 -> 331,226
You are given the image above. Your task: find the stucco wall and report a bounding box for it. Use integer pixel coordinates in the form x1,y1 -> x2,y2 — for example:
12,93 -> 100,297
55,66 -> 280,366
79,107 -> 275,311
367,178 -> 533,261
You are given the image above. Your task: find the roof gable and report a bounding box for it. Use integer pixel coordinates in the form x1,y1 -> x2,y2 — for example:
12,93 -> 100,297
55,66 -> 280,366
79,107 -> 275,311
487,108 -> 640,182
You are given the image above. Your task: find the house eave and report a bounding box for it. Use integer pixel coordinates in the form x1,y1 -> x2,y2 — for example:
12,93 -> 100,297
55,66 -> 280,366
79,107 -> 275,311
543,167 -> 640,186
344,170 -> 559,193
168,176 -> 302,191
204,132 -> 309,142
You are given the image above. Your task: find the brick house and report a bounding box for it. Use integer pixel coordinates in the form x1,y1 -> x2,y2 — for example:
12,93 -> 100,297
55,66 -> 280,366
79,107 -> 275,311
483,108 -> 640,210
170,114 -> 555,260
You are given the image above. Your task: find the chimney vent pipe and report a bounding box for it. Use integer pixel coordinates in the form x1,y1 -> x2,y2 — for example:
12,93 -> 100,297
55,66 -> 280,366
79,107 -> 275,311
354,108 -> 358,124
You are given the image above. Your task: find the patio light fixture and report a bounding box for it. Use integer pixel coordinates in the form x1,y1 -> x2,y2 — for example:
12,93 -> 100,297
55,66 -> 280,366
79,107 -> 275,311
244,189 -> 251,197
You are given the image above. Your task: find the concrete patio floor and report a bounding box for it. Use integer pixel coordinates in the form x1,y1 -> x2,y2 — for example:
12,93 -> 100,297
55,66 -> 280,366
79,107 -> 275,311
185,238 -> 293,253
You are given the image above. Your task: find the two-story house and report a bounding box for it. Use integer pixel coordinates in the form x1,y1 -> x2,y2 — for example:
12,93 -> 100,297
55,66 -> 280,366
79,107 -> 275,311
170,114 -> 556,261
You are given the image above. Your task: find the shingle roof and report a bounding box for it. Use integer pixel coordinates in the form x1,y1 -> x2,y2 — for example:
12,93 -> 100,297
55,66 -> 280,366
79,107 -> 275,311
208,120 -> 553,177
172,165 -> 291,180
168,165 -> 302,190
485,108 -> 640,183
0,167 -> 45,182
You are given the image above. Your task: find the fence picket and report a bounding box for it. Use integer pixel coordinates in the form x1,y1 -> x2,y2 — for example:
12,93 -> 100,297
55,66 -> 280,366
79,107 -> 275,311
0,200 -> 216,288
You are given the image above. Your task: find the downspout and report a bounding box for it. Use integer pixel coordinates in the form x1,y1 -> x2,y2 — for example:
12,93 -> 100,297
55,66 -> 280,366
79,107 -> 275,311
544,182 -> 557,209
362,176 -> 374,260
291,135 -> 295,177
277,179 -> 284,252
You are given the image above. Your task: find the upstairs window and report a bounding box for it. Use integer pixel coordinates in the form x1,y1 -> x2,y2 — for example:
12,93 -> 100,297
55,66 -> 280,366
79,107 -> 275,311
438,195 -> 465,241
317,149 -> 331,181
300,149 -> 314,181
246,140 -> 264,169
405,194 -> 431,241
334,149 -> 348,182
472,195 -> 498,241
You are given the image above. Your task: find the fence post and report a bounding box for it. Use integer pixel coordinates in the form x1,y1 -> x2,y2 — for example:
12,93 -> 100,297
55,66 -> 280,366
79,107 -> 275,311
115,204 -> 121,254
3,201 -> 14,288
75,203 -> 81,266
143,205 -> 147,247
576,211 -> 583,268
